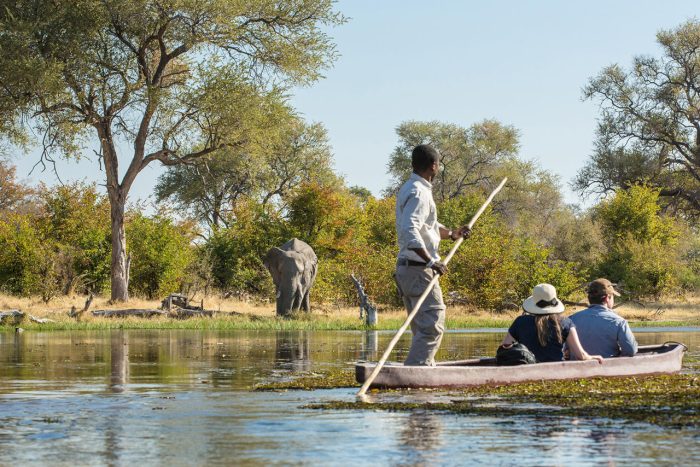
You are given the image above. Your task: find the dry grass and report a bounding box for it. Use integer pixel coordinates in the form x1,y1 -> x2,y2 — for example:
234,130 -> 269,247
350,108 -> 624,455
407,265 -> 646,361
1,293 -> 698,330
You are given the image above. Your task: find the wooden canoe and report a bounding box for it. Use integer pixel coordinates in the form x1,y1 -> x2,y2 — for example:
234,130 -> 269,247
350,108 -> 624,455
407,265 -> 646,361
355,342 -> 686,389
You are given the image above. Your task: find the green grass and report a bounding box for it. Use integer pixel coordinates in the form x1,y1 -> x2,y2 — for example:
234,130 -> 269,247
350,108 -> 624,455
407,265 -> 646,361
2,314 -> 697,332
628,319 -> 700,327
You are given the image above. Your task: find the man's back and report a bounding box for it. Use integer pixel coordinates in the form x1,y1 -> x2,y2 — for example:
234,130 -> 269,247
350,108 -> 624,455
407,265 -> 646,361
570,305 -> 638,358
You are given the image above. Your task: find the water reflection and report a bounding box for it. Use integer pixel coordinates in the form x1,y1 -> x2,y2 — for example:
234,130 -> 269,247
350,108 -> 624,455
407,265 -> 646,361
360,330 -> 378,361
274,330 -> 311,372
110,330 -> 129,393
0,329 -> 699,466
397,411 -> 444,465
588,429 -> 619,465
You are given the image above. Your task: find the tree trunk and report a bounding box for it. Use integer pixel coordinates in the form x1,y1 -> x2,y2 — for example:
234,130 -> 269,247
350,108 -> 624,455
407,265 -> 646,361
110,197 -> 129,302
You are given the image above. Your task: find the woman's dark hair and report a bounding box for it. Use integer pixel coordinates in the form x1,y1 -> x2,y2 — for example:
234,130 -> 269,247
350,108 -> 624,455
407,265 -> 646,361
411,144 -> 440,171
534,314 -> 563,347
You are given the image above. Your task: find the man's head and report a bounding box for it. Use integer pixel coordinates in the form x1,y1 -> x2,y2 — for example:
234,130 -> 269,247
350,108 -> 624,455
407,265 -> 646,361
587,278 -> 621,306
411,144 -> 440,179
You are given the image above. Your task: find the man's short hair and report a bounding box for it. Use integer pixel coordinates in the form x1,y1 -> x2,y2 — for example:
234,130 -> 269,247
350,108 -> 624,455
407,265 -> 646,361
412,144 -> 440,172
587,278 -> 621,304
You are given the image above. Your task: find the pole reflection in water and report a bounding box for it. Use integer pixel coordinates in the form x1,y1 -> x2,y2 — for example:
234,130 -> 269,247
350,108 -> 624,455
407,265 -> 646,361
109,330 -> 129,393
398,412 -> 444,465
274,330 -> 311,371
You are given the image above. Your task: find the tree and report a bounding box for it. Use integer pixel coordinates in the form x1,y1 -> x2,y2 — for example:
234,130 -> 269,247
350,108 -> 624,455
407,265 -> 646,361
154,118 -> 335,230
592,185 -> 692,297
0,160 -> 34,215
385,119 -> 568,241
0,0 -> 343,301
385,119 -> 519,202
577,20 -> 700,218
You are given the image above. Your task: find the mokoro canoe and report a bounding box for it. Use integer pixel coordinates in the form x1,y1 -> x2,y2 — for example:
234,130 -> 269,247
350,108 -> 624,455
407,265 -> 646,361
355,342 -> 686,389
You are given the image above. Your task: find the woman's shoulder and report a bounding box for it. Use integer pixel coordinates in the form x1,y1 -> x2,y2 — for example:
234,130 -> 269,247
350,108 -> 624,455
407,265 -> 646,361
510,314 -> 533,327
559,315 -> 574,329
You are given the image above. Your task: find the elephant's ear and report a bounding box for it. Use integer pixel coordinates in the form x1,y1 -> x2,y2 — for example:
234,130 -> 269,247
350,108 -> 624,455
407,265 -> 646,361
263,247 -> 285,273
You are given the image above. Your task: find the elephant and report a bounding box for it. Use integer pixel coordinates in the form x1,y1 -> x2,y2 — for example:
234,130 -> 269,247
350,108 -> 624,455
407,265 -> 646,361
263,238 -> 318,317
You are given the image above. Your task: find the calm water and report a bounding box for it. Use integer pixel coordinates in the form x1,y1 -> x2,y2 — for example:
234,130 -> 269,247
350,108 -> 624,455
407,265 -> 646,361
1,328 -> 699,466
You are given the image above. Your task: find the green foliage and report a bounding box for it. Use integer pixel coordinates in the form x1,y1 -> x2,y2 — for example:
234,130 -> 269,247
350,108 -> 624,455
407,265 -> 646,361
0,0 -> 344,301
0,160 -> 33,214
155,118 -> 336,230
0,182 -> 111,298
592,185 -> 696,297
594,185 -> 677,245
126,213 -> 196,299
579,19 -> 700,217
38,183 -> 112,294
442,214 -> 583,310
0,213 -> 55,297
204,200 -> 286,294
386,119 -> 519,201
285,181 -> 364,257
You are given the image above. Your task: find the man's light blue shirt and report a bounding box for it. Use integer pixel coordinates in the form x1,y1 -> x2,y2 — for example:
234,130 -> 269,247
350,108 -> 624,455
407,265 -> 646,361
569,304 -> 638,358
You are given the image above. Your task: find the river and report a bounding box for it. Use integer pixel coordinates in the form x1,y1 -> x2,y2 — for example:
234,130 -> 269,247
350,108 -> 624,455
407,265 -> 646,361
1,328 -> 699,466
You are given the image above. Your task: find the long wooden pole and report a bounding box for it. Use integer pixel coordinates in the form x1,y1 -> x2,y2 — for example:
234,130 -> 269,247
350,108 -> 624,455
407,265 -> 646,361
357,178 -> 508,397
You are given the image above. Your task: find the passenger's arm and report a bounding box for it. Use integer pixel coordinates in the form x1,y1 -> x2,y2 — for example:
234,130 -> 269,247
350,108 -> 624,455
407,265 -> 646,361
566,328 -> 603,364
501,332 -> 516,348
618,322 -> 638,356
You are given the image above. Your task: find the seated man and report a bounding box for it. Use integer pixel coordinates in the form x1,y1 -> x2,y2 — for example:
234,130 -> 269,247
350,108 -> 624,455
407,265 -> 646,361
570,278 -> 638,358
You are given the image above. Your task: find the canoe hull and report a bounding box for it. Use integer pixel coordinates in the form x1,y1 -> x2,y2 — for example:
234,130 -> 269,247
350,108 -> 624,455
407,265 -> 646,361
355,343 -> 686,389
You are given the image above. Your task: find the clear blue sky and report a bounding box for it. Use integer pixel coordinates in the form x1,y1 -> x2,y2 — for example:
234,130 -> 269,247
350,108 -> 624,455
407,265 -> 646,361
9,1 -> 700,207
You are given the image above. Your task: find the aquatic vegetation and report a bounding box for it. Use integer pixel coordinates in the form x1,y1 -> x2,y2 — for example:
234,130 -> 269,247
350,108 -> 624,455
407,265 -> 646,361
255,368 -> 357,391
306,374 -> 700,428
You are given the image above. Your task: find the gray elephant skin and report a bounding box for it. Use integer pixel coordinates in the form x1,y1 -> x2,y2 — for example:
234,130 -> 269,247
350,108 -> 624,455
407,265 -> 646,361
263,238 -> 318,317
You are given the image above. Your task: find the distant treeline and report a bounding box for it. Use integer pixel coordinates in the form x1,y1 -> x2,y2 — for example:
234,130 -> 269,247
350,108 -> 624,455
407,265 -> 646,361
1,119 -> 698,308
1,5 -> 700,309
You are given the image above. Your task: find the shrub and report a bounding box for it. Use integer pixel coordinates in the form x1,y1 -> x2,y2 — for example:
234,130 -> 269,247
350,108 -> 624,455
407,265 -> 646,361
126,213 -> 196,299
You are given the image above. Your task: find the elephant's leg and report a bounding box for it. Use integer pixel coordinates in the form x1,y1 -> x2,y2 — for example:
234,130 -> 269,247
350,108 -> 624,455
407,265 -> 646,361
302,290 -> 311,312
291,287 -> 303,312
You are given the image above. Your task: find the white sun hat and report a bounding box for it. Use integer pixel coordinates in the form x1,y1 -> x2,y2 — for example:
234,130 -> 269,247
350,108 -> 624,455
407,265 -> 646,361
522,283 -> 565,315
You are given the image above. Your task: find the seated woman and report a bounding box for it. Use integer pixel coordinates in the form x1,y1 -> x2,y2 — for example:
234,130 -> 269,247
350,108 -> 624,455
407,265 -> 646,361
501,283 -> 603,364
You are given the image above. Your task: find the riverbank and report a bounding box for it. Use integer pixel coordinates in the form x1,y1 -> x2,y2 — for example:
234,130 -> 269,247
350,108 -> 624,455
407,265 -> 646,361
1,293 -> 698,331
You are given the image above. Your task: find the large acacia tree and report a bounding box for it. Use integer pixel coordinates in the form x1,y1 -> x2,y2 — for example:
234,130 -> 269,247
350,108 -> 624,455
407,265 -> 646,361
0,0 -> 343,300
577,20 -> 700,218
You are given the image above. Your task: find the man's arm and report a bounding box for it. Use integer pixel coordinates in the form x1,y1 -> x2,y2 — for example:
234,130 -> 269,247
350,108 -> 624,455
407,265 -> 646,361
400,193 -> 448,274
438,225 -> 471,240
618,321 -> 638,356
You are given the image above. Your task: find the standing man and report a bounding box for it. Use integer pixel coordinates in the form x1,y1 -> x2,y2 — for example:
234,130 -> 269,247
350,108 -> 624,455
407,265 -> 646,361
395,144 -> 470,366
570,278 -> 638,358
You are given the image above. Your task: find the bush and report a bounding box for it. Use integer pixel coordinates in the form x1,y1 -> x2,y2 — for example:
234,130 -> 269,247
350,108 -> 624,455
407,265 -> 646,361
38,183 -> 111,294
126,213 -> 196,299
592,185 -> 694,297
0,213 -> 61,298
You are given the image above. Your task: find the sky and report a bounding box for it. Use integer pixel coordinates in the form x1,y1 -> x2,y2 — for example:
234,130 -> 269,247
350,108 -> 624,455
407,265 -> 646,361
8,1 -> 700,207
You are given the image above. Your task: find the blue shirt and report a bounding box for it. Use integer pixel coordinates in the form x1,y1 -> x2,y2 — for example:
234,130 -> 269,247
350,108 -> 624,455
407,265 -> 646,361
508,314 -> 574,362
569,305 -> 638,358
